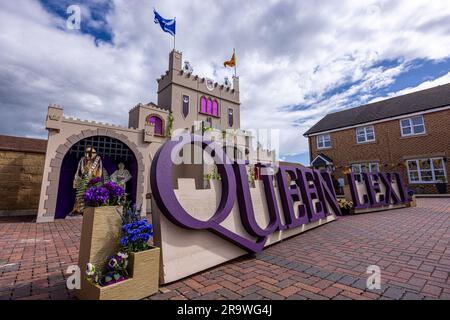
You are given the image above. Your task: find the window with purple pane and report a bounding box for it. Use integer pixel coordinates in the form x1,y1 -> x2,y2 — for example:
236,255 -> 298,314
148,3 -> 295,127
207,98 -> 212,114
200,96 -> 207,113
147,115 -> 163,136
212,100 -> 219,116
200,95 -> 220,117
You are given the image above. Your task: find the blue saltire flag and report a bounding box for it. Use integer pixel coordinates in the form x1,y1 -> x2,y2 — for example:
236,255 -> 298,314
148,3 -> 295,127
153,9 -> 176,36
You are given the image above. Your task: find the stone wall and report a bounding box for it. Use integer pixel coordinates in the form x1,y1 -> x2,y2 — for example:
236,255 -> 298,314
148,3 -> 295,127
0,135 -> 47,214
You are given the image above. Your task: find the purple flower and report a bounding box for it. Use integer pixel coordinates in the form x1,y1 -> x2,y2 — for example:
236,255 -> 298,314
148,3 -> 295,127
88,177 -> 102,185
84,186 -> 109,206
108,257 -> 118,269
104,181 -> 125,198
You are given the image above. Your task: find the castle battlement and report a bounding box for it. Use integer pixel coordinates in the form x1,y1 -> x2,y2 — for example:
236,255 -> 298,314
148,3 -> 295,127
63,116 -> 137,132
157,72 -> 239,103
128,102 -> 170,115
157,50 -> 240,106
158,71 -> 236,95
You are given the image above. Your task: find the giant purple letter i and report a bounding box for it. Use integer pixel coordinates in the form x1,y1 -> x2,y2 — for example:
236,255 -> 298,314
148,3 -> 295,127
150,134 -> 342,253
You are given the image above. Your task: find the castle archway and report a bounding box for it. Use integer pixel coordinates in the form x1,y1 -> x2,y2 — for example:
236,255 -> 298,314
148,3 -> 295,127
43,129 -> 145,220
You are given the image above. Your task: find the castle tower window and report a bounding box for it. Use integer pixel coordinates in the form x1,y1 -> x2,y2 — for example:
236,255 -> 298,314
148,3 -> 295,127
147,115 -> 164,136
200,96 -> 207,113
200,96 -> 220,117
207,99 -> 213,114
212,100 -> 219,116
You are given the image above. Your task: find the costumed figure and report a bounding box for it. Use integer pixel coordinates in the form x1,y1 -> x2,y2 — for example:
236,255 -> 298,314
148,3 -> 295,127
111,162 -> 132,194
69,146 -> 103,216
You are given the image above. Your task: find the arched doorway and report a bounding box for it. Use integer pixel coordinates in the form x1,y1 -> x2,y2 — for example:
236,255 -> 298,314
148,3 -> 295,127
55,136 -> 138,219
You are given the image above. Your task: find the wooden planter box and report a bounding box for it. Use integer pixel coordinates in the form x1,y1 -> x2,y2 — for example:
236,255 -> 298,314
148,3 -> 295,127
77,206 -> 123,271
128,248 -> 161,298
77,247 -> 160,300
76,206 -> 161,300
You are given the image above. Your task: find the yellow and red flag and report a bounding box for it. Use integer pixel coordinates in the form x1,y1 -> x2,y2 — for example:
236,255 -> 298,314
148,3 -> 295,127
223,50 -> 236,68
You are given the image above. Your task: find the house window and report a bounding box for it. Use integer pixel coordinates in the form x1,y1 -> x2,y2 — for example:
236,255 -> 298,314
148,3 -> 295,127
356,126 -> 375,143
147,115 -> 164,136
400,116 -> 425,136
317,134 -> 331,149
351,162 -> 379,182
200,96 -> 219,117
407,158 -> 447,183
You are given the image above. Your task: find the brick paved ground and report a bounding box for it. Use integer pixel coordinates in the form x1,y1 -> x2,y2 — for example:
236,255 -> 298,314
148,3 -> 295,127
1,198 -> 449,300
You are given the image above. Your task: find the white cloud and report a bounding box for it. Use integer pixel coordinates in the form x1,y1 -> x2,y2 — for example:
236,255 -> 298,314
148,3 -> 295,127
0,0 -> 449,164
370,71 -> 450,103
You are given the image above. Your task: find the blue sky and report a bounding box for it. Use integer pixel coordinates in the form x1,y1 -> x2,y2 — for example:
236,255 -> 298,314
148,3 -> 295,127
1,0 -> 449,166
39,0 -> 113,42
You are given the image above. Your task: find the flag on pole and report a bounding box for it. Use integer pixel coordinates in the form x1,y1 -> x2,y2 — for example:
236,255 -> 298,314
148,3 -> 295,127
223,50 -> 236,68
153,9 -> 176,36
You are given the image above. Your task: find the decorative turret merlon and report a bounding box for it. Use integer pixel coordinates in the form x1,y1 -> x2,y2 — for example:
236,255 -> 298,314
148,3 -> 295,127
46,104 -> 64,131
232,76 -> 239,92
169,50 -> 182,71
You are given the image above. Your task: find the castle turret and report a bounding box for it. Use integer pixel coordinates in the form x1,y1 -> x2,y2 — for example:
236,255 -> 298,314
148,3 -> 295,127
157,50 -> 241,132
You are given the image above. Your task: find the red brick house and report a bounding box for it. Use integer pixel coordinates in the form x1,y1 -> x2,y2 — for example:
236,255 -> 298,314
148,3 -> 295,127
304,83 -> 450,194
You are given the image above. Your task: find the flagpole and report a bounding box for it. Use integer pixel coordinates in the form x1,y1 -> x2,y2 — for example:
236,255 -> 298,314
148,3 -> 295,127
173,17 -> 176,50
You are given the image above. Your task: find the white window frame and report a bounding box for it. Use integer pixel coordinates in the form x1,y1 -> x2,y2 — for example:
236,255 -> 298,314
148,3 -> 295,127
356,125 -> 376,144
351,162 -> 380,182
406,157 -> 447,184
316,134 -> 331,150
400,115 -> 426,137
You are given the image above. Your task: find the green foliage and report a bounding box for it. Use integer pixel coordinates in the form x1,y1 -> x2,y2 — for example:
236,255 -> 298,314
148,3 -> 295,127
85,252 -> 129,287
75,175 -> 90,203
337,199 -> 354,210
202,126 -> 213,133
248,166 -> 256,185
117,201 -> 142,225
203,168 -> 221,181
166,111 -> 174,137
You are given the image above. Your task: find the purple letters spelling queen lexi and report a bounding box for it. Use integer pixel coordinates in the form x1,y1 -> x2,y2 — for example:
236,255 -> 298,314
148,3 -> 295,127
150,134 -> 342,253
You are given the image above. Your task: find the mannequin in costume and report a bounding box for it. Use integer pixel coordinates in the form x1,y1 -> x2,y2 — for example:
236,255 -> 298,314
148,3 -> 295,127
111,162 -> 132,192
69,147 -> 103,216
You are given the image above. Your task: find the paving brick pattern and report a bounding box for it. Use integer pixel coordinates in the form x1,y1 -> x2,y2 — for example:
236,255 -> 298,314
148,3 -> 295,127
1,198 -> 449,300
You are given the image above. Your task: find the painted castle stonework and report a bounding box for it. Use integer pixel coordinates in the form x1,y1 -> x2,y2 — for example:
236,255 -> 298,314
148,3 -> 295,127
37,50 -> 273,223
